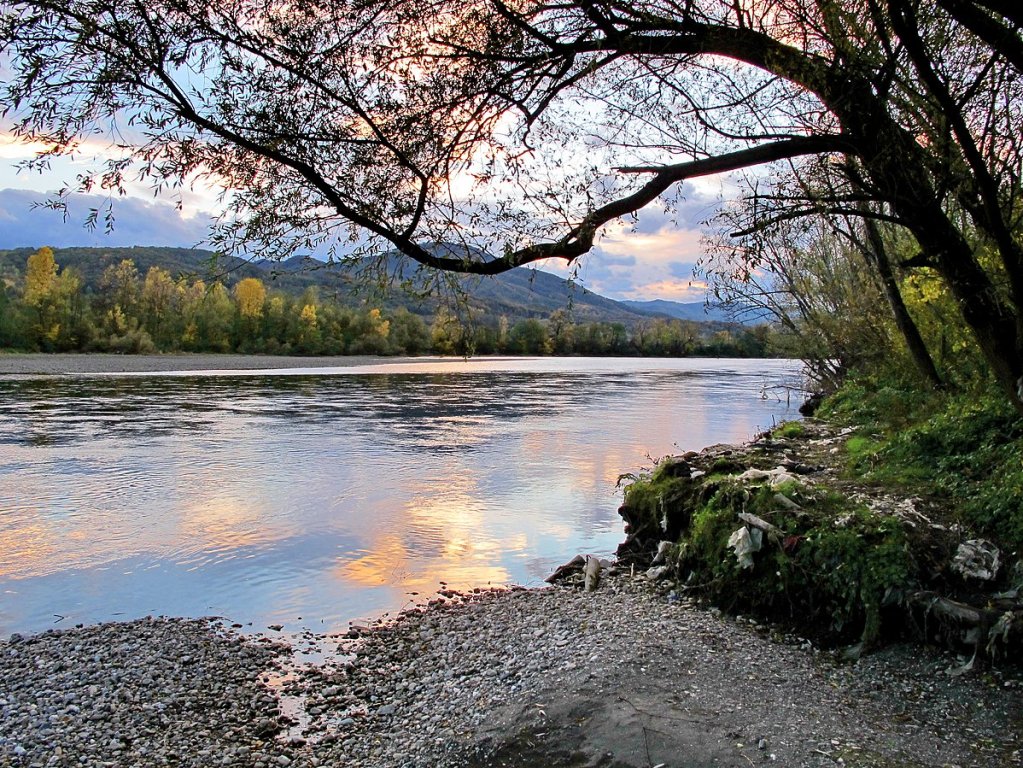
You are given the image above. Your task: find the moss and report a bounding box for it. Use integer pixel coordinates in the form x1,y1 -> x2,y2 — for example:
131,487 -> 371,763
620,471 -> 703,546
652,472 -> 918,646
775,421 -> 806,439
708,457 -> 745,474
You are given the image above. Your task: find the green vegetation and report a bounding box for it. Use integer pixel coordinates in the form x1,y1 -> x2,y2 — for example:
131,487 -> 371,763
825,378 -> 1023,554
619,209 -> 1022,649
623,466 -> 918,648
0,247 -> 786,358
619,371 -> 1020,650
775,421 -> 805,439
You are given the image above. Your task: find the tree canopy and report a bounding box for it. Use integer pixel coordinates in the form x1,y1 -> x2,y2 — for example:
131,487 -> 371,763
2,0 -> 1022,408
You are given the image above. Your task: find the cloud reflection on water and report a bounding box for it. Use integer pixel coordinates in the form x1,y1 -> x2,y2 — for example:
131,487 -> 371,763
0,358 -> 802,633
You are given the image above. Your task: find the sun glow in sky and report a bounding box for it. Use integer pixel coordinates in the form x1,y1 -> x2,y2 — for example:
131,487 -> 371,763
0,131 -> 723,302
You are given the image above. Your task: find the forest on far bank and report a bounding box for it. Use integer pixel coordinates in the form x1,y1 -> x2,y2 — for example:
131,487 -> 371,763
0,246 -> 785,358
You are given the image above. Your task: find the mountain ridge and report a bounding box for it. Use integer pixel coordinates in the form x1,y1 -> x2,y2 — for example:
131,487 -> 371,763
0,245 -> 693,326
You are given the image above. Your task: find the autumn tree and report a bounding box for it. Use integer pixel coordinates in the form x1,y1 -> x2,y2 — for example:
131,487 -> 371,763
140,266 -> 178,347
430,308 -> 464,356
3,1 -> 1023,408
197,283 -> 234,351
234,278 -> 267,321
233,276 -> 268,346
22,246 -> 60,347
347,308 -> 391,355
23,246 -> 57,306
98,260 -> 141,320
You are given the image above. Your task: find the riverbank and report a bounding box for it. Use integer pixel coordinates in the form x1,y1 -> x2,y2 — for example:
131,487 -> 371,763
2,578 -> 1021,768
0,352 -> 398,375
3,362 -> 1020,765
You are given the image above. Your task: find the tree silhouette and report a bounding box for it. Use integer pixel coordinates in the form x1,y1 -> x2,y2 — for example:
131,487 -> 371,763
2,1 -> 1022,408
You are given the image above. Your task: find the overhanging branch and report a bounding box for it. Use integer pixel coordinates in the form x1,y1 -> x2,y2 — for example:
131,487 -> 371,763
615,136 -> 851,178
402,136 -> 854,274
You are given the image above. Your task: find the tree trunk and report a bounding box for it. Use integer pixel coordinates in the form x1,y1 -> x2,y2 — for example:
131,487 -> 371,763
843,106 -> 1023,414
860,214 -> 944,389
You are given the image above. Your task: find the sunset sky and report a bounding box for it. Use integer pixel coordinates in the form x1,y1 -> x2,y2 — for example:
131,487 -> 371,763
0,134 -> 728,303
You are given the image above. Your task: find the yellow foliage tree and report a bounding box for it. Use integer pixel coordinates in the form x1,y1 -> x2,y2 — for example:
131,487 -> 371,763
24,246 -> 57,306
141,266 -> 176,342
367,308 -> 390,339
234,277 -> 267,320
299,303 -> 318,329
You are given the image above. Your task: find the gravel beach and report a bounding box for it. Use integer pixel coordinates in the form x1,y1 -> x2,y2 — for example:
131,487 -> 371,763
0,353 -> 396,376
2,577 -> 1021,768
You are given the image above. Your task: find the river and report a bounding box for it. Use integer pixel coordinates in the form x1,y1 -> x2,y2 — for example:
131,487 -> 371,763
0,356 -> 801,636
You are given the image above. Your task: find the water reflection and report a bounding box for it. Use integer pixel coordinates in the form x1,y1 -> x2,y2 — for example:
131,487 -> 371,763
0,358 -> 801,634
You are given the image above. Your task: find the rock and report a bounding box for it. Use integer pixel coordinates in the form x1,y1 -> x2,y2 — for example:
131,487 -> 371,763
651,540 -> 674,565
799,393 -> 823,416
644,565 -> 670,581
656,458 -> 691,478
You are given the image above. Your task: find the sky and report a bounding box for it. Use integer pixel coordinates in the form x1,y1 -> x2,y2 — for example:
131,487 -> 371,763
0,135 -> 727,303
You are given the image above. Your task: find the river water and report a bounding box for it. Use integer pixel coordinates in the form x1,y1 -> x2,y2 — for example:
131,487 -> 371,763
0,357 -> 801,636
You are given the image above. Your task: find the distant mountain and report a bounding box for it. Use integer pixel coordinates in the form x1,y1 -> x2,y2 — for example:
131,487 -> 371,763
622,299 -> 768,325
0,246 -> 670,326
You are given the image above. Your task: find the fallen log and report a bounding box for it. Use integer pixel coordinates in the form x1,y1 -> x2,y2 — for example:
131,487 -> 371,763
905,591 -> 1022,661
545,554 -> 586,583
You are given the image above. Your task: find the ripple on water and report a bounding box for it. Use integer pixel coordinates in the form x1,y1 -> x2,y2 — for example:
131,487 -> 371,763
0,358 -> 804,634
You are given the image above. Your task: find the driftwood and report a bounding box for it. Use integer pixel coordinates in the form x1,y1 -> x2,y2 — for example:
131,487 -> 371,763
545,554 -> 585,583
651,540 -> 674,565
545,553 -> 604,592
773,492 -> 801,510
584,555 -> 602,592
906,590 -> 1022,660
737,512 -> 784,543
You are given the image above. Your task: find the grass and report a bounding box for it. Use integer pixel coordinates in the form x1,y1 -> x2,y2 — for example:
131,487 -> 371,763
822,375 -> 1023,554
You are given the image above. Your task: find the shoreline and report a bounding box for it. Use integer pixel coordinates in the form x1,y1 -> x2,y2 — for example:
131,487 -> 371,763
0,352 -> 413,376
2,417 -> 1022,766
2,578 -> 1020,767
3,360 -> 1021,765
0,351 -> 802,378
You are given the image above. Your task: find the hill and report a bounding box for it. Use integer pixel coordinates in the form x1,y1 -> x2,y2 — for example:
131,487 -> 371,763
620,298 -> 766,325
0,246 -> 664,326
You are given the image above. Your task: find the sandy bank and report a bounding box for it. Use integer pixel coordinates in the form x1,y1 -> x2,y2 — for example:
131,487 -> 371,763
0,353 -> 408,376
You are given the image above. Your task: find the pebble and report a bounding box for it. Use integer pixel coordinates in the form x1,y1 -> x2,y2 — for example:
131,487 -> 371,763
1,580 -> 1021,767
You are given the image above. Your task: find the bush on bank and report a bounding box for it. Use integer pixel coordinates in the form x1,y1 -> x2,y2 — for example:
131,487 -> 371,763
617,375 -> 1022,652
621,458 -> 920,649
